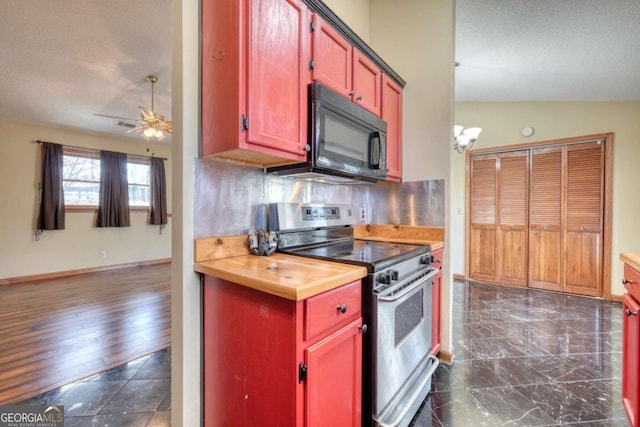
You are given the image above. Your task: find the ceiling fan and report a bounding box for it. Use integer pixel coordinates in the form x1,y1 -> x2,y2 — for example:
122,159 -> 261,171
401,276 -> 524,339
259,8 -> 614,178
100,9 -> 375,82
94,74 -> 172,141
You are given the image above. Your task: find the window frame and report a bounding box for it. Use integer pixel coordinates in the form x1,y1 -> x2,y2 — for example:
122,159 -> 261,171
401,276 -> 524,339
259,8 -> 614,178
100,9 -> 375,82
61,147 -> 151,212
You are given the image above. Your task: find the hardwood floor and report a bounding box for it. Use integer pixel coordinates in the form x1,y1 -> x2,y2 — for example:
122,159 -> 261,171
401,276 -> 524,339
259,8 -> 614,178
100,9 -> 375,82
0,263 -> 171,405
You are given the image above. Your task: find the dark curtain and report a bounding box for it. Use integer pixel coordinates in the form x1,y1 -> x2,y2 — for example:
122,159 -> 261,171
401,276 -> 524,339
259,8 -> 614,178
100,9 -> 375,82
38,142 -> 65,230
149,157 -> 168,226
96,150 -> 130,227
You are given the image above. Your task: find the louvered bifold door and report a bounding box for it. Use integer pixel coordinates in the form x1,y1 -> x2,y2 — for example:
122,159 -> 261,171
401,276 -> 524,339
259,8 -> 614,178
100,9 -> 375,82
564,142 -> 604,296
469,154 -> 498,282
498,151 -> 529,287
529,147 -> 563,291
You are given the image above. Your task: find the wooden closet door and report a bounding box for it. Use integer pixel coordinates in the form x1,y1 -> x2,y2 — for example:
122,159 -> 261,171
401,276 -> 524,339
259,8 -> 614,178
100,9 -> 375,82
498,151 -> 529,287
529,147 -> 563,291
469,154 -> 498,282
564,142 -> 603,296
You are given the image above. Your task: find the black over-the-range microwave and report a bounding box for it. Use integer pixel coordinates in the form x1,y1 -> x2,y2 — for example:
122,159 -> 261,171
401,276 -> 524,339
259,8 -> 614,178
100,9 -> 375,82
267,82 -> 388,183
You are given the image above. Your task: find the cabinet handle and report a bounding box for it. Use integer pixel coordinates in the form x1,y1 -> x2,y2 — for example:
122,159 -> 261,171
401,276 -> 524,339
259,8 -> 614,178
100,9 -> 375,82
356,95 -> 363,101
359,324 -> 368,333
626,309 -> 637,317
336,304 -> 347,314
623,278 -> 635,285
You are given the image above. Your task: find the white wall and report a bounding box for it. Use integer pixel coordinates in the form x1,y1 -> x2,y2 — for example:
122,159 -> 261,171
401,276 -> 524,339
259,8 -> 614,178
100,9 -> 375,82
453,101 -> 640,297
0,119 -> 172,279
171,0 -> 200,425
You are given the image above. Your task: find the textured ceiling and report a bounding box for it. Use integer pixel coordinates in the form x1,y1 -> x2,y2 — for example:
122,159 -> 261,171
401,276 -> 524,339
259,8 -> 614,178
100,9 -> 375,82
455,0 -> 640,101
0,0 -> 171,140
0,1 -> 637,141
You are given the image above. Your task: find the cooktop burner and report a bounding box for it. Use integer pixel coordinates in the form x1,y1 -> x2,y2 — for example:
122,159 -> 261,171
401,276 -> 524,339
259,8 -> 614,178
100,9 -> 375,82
282,239 -> 429,272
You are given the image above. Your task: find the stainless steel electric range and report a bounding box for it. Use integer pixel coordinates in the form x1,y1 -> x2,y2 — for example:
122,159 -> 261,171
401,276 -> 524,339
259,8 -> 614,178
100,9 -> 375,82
269,203 -> 440,427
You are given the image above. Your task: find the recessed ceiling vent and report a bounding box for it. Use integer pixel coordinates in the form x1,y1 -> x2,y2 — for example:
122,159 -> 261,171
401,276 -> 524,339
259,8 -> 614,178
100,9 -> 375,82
117,121 -> 136,129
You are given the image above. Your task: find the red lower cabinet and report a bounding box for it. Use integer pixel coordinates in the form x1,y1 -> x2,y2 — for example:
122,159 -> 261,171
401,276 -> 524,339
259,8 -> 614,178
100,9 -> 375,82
624,293 -> 640,427
203,275 -> 363,426
430,248 -> 443,356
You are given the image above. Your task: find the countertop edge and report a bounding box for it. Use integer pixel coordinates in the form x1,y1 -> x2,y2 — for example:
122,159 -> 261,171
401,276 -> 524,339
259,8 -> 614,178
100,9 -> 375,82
195,254 -> 368,301
621,253 -> 640,272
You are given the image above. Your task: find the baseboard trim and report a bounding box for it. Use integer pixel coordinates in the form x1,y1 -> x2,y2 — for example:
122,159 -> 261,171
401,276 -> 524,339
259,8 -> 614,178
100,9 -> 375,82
437,346 -> 455,365
453,274 -> 466,281
0,258 -> 172,285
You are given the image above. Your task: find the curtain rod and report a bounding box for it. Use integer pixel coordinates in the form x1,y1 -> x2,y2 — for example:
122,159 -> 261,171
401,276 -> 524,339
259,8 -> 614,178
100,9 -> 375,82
35,140 -> 168,161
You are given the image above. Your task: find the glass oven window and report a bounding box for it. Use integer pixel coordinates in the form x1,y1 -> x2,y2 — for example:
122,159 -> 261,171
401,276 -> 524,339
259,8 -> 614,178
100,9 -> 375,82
394,289 -> 424,346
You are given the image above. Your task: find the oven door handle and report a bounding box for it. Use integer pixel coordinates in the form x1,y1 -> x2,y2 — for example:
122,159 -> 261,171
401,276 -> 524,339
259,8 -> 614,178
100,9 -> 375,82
377,268 -> 438,302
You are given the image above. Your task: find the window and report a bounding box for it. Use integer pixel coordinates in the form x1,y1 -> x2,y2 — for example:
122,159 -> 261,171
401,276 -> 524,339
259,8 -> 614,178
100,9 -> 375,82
62,148 -> 151,208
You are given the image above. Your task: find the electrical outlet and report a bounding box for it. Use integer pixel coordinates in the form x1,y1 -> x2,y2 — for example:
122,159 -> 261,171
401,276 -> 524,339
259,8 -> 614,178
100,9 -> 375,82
359,207 -> 367,223
100,251 -> 107,259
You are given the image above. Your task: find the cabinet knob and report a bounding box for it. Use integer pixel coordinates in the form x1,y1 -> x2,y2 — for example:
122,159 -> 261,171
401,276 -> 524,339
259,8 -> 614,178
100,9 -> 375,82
626,308 -> 637,317
580,226 -> 585,231
623,278 -> 635,285
349,90 -> 355,97
303,144 -> 311,152
359,324 -> 368,333
336,304 -> 347,314
356,95 -> 363,101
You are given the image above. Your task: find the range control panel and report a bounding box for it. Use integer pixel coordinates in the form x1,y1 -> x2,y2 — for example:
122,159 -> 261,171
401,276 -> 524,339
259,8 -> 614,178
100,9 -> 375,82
301,206 -> 343,221
269,203 -> 356,232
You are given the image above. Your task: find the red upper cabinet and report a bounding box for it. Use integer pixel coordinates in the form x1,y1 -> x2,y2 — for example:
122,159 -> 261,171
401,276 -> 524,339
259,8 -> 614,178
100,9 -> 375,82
311,14 -> 382,117
381,75 -> 403,181
202,0 -> 310,165
352,50 -> 382,116
311,14 -> 353,98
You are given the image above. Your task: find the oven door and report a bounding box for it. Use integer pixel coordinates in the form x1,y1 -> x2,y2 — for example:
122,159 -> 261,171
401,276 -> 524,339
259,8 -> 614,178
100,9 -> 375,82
373,267 -> 439,426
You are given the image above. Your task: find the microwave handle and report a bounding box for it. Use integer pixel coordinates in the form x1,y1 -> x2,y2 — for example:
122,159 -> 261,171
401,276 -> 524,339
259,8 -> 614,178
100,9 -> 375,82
369,131 -> 381,170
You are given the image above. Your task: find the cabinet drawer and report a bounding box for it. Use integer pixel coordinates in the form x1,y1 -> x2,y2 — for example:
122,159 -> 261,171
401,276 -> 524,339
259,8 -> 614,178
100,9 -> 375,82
305,280 -> 361,342
432,248 -> 443,269
625,264 -> 640,302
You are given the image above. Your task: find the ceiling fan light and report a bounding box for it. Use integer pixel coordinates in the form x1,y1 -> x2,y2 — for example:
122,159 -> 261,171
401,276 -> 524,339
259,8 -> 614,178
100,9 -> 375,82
143,127 -> 156,138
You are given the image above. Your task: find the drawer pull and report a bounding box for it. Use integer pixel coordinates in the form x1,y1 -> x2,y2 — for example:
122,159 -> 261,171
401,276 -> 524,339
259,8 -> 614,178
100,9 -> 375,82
626,309 -> 637,317
337,304 -> 347,314
623,278 -> 635,285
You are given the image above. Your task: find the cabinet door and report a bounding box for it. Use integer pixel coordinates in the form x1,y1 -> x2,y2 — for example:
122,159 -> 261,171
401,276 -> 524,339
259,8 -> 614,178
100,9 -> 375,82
430,248 -> 443,355
623,293 -> 640,427
498,151 -> 529,287
312,14 -> 353,98
381,75 -> 402,182
564,142 -> 603,296
469,154 -> 498,282
352,50 -> 382,116
246,0 -> 309,160
305,318 -> 362,427
529,147 -> 563,291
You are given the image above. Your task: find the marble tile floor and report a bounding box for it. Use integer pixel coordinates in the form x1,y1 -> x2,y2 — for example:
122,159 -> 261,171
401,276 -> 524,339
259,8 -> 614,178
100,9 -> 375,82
410,280 -> 626,427
18,348 -> 171,427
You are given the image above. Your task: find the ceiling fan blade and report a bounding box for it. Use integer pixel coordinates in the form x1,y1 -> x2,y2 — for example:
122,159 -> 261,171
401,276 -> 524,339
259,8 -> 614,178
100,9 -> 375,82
126,125 -> 147,133
93,113 -> 142,122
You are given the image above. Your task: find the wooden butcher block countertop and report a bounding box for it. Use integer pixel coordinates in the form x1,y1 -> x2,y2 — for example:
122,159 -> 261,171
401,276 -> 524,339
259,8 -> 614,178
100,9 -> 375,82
621,253 -> 640,272
195,252 -> 367,301
194,224 -> 444,301
354,224 -> 444,250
